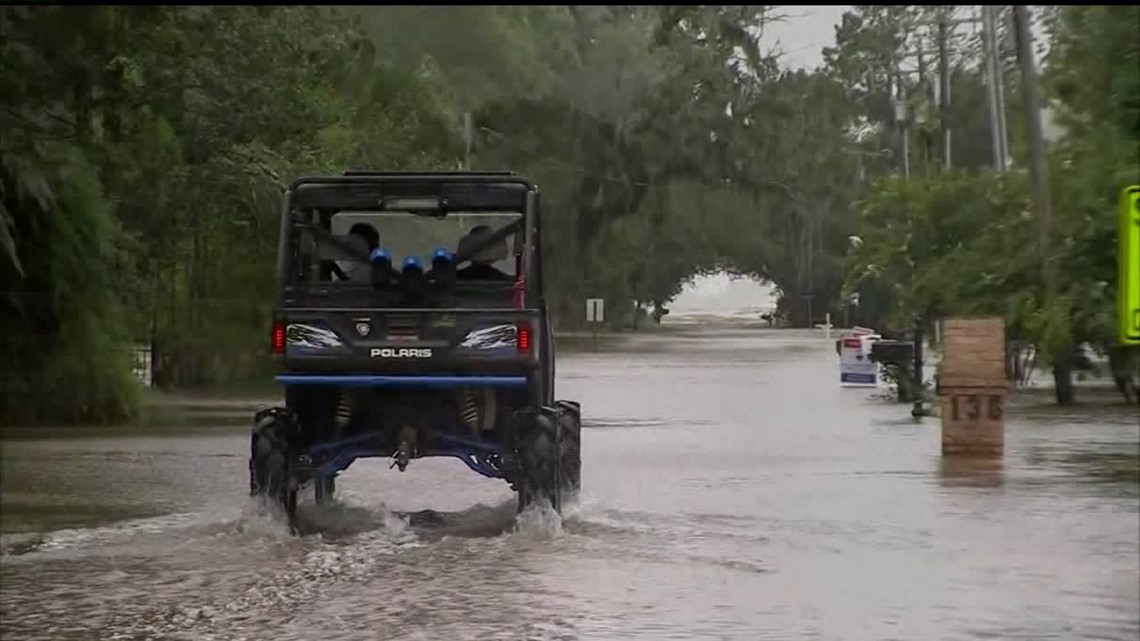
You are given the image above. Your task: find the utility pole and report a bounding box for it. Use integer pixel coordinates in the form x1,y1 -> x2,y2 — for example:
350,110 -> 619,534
992,6 -> 1011,169
894,70 -> 910,179
916,47 -> 934,173
463,111 -> 473,171
1013,5 -> 1053,283
1014,4 -> 1067,402
982,5 -> 1005,171
937,14 -> 952,171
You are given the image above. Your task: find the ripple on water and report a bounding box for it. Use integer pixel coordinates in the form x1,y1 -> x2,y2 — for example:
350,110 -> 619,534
0,493 -> 589,641
3,329 -> 1139,641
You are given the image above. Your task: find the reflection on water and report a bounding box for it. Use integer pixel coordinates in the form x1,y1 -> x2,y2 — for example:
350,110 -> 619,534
1,327 -> 1138,641
1060,451 -> 1140,485
938,456 -> 1007,489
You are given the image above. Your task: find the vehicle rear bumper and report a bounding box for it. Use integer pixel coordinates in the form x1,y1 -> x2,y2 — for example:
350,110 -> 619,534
275,354 -> 537,373
275,374 -> 528,388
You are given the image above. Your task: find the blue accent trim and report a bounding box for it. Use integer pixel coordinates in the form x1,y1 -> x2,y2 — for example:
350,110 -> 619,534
840,372 -> 877,384
308,429 -> 504,456
433,450 -> 503,478
276,374 -> 528,388
316,447 -> 503,476
314,448 -> 503,479
309,430 -> 384,454
458,345 -> 516,356
315,447 -> 387,478
307,440 -> 505,479
370,247 -> 391,263
422,428 -> 503,454
402,255 -> 423,271
431,247 -> 454,263
287,346 -> 349,356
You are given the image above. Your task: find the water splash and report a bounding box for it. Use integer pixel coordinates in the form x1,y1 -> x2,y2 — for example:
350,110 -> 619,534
512,499 -> 564,539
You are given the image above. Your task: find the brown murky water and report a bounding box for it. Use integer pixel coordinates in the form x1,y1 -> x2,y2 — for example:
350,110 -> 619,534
2,327 -> 1138,640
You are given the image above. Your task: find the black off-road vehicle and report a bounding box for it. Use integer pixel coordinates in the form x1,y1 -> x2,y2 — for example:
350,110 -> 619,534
250,171 -> 581,523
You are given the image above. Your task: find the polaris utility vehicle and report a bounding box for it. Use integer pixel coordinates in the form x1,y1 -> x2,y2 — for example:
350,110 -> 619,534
250,171 -> 581,522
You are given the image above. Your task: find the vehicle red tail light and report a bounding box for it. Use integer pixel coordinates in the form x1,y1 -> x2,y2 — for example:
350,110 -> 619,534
271,322 -> 286,355
516,323 -> 530,353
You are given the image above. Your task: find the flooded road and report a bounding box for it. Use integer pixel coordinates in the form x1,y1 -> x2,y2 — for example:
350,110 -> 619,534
2,327 -> 1138,640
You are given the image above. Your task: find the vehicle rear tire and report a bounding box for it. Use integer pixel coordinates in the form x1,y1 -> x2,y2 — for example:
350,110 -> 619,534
250,408 -> 298,518
556,400 -> 581,499
516,407 -> 562,514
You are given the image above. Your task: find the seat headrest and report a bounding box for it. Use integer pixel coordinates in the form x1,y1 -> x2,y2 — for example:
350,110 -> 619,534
319,234 -> 369,261
458,228 -> 509,263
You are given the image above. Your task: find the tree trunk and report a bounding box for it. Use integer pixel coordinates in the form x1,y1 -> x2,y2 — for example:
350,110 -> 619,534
1052,356 -> 1075,405
1107,347 -> 1139,405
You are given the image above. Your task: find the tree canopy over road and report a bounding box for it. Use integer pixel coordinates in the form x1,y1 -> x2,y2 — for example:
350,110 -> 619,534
2,5 -> 1136,423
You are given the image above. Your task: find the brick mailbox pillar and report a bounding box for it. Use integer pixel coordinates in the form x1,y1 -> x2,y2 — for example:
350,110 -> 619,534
938,317 -> 1009,457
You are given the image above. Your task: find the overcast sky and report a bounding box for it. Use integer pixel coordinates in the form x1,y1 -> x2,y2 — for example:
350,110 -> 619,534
763,5 -> 851,71
674,7 -> 846,313
674,6 -> 1062,310
762,6 -> 1051,71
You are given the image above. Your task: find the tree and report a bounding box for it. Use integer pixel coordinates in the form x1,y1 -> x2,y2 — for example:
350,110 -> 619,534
841,5 -> 1140,404
1,6 -> 463,423
21,4 -> 1113,424
1,7 -> 162,423
1041,5 -> 1140,402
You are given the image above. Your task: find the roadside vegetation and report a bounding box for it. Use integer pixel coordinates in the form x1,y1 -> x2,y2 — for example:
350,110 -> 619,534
2,6 -> 1136,424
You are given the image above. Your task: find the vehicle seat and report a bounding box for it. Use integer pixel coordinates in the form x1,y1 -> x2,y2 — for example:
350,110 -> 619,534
338,235 -> 371,283
456,228 -> 511,282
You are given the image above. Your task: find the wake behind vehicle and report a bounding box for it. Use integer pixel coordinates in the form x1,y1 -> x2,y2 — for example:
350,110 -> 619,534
250,171 -> 581,524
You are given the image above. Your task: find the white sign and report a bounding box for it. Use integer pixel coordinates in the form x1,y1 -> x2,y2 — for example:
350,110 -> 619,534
586,298 -> 605,323
132,344 -> 153,388
839,332 -> 880,386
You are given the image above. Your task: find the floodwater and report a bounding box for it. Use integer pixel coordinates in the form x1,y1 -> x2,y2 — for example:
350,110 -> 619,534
2,326 -> 1138,641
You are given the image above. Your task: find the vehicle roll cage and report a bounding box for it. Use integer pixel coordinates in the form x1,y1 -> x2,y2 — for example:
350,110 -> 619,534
275,171 -> 542,302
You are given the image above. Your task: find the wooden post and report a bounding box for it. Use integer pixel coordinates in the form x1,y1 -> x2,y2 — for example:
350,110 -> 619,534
938,317 -> 1008,457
